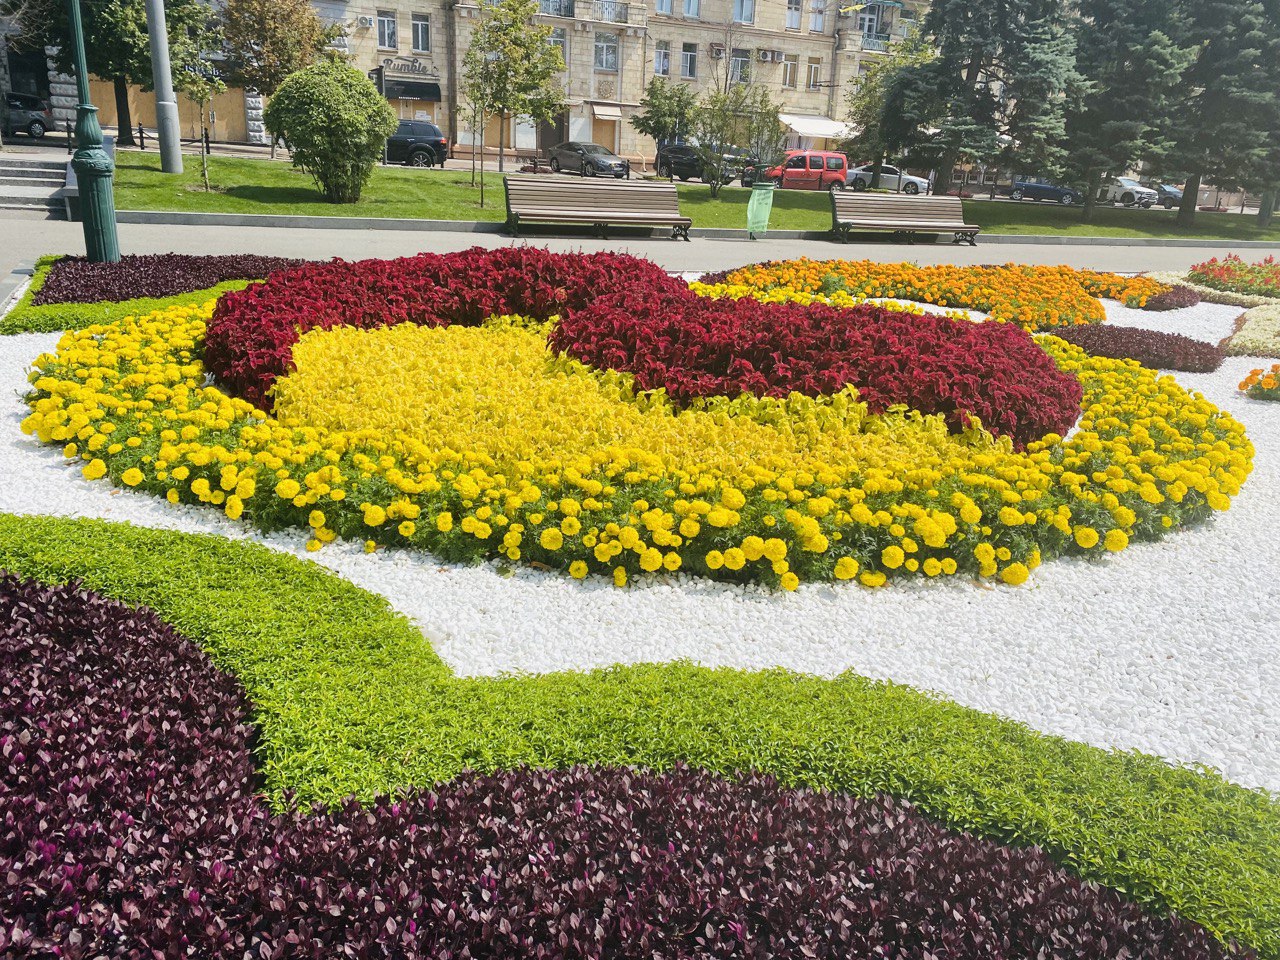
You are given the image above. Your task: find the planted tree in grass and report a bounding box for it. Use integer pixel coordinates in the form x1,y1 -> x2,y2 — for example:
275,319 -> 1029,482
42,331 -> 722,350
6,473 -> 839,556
264,58 -> 396,204
843,32 -> 935,189
632,78 -> 697,168
691,84 -> 782,198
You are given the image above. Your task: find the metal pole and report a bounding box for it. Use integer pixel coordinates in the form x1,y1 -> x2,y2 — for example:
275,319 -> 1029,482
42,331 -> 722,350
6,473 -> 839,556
145,0 -> 184,173
66,0 -> 120,262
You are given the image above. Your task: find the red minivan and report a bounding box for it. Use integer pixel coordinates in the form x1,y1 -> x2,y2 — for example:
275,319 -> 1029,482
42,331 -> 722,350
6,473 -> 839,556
765,150 -> 848,191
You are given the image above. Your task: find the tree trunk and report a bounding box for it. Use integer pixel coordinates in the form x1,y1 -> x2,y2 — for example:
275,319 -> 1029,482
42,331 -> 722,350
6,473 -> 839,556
1081,169 -> 1099,224
870,155 -> 883,190
1177,172 -> 1201,227
1257,189 -> 1275,229
113,77 -> 136,146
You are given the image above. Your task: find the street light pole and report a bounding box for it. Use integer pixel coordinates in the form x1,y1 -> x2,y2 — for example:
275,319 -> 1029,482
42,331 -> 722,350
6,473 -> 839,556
66,0 -> 120,263
144,0 -> 184,173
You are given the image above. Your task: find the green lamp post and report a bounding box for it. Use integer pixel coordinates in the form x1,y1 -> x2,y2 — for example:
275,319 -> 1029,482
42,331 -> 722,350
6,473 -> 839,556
67,0 -> 121,263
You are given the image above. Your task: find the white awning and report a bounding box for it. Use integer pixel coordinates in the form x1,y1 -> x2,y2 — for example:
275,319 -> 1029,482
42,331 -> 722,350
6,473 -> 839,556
591,104 -> 623,120
780,113 -> 851,140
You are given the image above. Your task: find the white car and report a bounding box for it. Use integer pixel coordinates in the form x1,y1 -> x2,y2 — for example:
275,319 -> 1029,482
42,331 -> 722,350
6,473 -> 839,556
847,163 -> 930,195
1100,176 -> 1158,208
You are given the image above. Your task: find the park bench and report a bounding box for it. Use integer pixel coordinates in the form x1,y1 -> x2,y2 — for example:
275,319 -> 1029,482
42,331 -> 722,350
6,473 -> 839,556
830,192 -> 980,246
504,175 -> 693,240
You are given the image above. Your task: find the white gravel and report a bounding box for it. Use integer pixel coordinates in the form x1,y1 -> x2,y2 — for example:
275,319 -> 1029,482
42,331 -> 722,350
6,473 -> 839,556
2,300 -> 1277,792
1097,298 -> 1244,345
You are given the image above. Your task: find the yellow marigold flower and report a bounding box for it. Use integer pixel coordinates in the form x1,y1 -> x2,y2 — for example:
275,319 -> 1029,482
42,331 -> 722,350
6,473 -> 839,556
640,547 -> 664,572
881,545 -> 905,569
662,551 -> 681,571
540,528 -> 564,551
225,495 -> 244,520
706,550 -> 725,570
618,526 -> 640,549
363,504 -> 387,527
780,572 -> 800,591
1001,562 -> 1030,585
63,442 -> 78,459
679,518 -> 701,538
613,566 -> 628,587
940,557 -> 957,575
923,557 -> 943,577
305,538 -> 322,552
364,540 -> 377,553
859,570 -> 887,588
763,538 -> 787,562
82,458 -> 108,481
398,520 -> 416,537
722,547 -> 746,571
569,560 -> 589,579
741,536 -> 765,561
275,478 -> 301,500
436,511 -> 454,532
706,507 -> 734,528
721,487 -> 746,510
1104,529 -> 1129,552
1074,526 -> 1099,549
166,488 -> 180,504
120,467 -> 144,487
560,516 -> 582,536
834,557 -> 859,580
309,510 -> 326,528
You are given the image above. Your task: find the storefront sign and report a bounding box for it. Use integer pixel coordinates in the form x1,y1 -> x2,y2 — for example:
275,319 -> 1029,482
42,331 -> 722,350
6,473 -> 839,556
381,57 -> 441,79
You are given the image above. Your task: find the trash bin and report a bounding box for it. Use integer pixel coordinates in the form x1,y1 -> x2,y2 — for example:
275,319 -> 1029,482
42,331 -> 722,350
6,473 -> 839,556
747,181 -> 776,239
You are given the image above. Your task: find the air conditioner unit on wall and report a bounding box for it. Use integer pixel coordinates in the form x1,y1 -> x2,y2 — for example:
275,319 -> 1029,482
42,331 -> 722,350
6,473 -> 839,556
710,42 -> 725,58
356,15 -> 374,28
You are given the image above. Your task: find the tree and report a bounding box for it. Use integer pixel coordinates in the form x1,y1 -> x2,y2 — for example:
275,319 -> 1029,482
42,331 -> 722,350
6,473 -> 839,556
1,0 -> 208,147
264,59 -> 397,203
691,83 -> 783,198
872,0 -> 1079,191
220,0 -> 338,157
1166,0 -> 1278,225
171,12 -> 224,192
1063,0 -> 1194,221
630,77 -> 696,160
843,31 -> 934,188
460,0 -> 564,173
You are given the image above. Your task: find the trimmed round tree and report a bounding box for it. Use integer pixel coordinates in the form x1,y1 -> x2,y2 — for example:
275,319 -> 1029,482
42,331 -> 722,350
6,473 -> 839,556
265,59 -> 398,203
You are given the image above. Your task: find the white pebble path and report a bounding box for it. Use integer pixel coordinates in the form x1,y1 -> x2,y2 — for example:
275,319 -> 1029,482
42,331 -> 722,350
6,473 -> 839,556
0,299 -> 1277,792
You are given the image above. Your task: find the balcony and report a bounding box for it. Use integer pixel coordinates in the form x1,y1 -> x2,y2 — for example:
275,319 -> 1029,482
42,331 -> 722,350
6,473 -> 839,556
592,0 -> 630,22
539,0 -> 575,15
858,31 -> 891,51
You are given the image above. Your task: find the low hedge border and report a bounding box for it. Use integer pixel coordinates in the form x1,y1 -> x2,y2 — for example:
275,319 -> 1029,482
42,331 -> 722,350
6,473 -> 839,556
1227,305 -> 1280,357
0,255 -> 256,335
0,513 -> 1276,956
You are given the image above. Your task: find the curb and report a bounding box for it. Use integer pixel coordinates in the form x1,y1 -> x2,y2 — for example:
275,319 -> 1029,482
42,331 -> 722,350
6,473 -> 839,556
112,209 -> 1280,248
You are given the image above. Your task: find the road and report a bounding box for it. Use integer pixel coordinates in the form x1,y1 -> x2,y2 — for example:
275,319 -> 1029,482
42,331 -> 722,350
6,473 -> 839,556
2,213 -> 1264,283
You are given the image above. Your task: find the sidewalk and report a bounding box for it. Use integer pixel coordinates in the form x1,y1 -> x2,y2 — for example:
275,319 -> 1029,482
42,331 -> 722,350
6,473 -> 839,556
0,214 -> 1252,282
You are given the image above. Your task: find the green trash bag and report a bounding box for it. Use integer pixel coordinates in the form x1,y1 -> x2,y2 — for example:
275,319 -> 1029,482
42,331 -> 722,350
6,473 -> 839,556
747,182 -> 776,239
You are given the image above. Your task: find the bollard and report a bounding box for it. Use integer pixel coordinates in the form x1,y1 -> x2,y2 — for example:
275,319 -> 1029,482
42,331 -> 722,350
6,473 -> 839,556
138,123 -> 146,150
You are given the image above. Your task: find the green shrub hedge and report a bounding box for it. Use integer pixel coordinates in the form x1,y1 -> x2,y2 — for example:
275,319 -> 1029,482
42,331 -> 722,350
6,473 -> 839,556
0,255 -> 253,334
0,513 -> 1276,956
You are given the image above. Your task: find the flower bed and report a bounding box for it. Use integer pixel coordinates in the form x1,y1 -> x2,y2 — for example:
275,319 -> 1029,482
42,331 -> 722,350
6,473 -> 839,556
1241,363 -> 1280,401
2,514 -> 1276,957
1,576 -> 1242,957
1144,284 -> 1204,311
695,259 -> 1170,331
1054,324 -> 1226,373
31,252 -> 304,305
23,293 -> 1251,589
1190,256 -> 1280,298
1230,306 -> 1280,357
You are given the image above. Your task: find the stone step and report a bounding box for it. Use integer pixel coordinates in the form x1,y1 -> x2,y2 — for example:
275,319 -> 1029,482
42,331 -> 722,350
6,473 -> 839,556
0,174 -> 63,188
0,202 -> 61,218
0,193 -> 63,210
0,159 -> 67,177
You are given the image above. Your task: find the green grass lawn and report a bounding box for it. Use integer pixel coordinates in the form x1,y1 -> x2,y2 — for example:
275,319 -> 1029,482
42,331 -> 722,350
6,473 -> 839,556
112,151 -> 1280,241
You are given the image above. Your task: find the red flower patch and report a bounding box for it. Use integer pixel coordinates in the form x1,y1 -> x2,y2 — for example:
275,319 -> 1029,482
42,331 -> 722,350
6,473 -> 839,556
551,293 -> 1082,447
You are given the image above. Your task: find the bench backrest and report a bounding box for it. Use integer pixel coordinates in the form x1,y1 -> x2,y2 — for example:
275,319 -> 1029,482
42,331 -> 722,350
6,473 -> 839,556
505,176 -> 684,217
832,192 -> 970,224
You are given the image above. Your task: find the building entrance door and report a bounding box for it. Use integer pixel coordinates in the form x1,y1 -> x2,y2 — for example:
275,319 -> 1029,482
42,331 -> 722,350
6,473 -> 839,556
537,113 -> 567,154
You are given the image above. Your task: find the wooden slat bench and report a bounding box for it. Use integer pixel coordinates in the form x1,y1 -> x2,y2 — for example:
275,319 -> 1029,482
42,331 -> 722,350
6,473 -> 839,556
505,175 -> 693,240
830,193 -> 980,246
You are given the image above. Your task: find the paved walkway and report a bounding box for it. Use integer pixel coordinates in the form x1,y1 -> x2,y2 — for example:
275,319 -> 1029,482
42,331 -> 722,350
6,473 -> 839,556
1,213 -> 1265,281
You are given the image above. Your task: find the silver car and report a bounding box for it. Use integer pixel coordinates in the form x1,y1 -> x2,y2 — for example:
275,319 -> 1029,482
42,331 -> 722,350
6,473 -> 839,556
3,92 -> 53,139
847,163 -> 929,194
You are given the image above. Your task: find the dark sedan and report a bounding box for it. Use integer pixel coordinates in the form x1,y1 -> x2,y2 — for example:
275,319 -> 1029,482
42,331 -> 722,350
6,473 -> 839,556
385,120 -> 448,167
656,142 -> 703,181
548,141 -> 629,178
1144,181 -> 1184,209
1009,177 -> 1082,204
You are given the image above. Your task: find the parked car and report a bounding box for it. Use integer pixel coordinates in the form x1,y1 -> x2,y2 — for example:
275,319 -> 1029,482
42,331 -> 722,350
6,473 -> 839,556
548,141 -> 629,177
764,150 -> 848,191
1008,177 -> 1082,205
847,163 -> 929,195
3,92 -> 53,139
657,142 -> 760,184
385,120 -> 448,167
1143,181 -> 1184,209
1100,176 -> 1158,208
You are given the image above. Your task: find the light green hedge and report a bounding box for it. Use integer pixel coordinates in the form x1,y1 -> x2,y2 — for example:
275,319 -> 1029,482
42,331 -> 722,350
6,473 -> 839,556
0,255 -> 252,335
0,512 -> 1276,955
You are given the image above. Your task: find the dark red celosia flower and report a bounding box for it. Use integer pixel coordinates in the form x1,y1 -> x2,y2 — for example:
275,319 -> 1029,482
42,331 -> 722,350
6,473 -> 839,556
551,292 -> 1082,447
205,247 -> 687,407
0,577 -> 1248,959
33,253 -> 306,305
1053,324 -> 1225,373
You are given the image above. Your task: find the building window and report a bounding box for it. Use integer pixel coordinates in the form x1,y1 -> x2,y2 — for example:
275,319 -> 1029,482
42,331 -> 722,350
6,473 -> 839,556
781,53 -> 798,88
377,10 -> 397,49
683,0 -> 701,18
857,6 -> 879,34
654,40 -> 671,76
785,0 -> 802,28
549,27 -> 567,62
729,47 -> 751,83
808,0 -> 825,32
732,0 -> 755,23
411,13 -> 430,52
806,57 -> 823,89
594,31 -> 619,71
680,42 -> 697,78
655,0 -> 673,12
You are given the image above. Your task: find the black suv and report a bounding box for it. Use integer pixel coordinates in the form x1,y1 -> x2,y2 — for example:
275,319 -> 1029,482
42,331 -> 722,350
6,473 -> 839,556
656,143 -> 703,181
3,92 -> 53,139
386,120 -> 448,167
